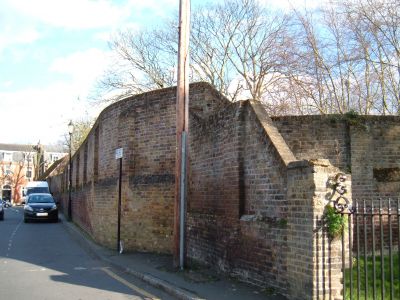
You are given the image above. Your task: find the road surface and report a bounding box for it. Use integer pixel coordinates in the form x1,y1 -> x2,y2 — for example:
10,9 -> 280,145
0,206 -> 174,300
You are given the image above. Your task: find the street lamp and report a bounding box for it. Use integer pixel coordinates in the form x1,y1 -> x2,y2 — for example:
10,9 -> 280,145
68,120 -> 74,221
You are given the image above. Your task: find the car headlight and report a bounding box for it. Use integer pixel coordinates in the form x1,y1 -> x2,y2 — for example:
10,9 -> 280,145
24,205 -> 33,212
50,204 -> 57,210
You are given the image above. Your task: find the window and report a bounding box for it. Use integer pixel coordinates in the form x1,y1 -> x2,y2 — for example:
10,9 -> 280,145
4,164 -> 12,175
25,153 -> 33,162
4,152 -> 12,162
50,154 -> 59,162
26,167 -> 32,178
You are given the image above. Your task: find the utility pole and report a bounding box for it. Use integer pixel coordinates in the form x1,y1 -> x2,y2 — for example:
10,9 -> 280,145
174,0 -> 190,269
68,120 -> 74,221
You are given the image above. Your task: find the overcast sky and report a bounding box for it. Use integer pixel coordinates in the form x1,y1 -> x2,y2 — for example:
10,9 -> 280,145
0,0 -> 316,146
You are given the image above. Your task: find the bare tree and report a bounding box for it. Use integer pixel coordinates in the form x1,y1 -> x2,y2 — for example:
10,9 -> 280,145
286,5 -> 356,114
93,0 -> 400,116
93,0 -> 292,115
264,0 -> 400,115
94,28 -> 177,104
286,0 -> 400,115
60,118 -> 94,154
341,0 -> 400,114
190,3 -> 243,100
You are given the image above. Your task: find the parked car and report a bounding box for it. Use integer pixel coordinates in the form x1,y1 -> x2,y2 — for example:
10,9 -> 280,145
0,201 -> 4,220
24,193 -> 58,223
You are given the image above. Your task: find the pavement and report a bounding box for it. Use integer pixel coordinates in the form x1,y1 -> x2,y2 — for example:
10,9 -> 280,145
60,214 -> 287,300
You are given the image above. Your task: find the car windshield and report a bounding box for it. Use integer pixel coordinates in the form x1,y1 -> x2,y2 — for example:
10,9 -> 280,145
28,195 -> 54,204
27,187 -> 49,195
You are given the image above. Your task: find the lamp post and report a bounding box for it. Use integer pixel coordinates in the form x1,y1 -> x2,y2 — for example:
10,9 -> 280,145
68,120 -> 74,221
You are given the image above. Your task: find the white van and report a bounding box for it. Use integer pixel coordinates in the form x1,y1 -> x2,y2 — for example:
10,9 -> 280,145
22,181 -> 50,203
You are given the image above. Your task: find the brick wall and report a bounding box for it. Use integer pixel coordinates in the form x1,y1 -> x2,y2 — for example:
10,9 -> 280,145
47,82 -> 399,299
187,102 -> 242,268
350,117 -> 400,201
272,115 -> 351,171
49,82 -> 230,253
187,101 -> 350,297
187,101 -> 294,293
272,115 -> 400,201
284,160 -> 348,300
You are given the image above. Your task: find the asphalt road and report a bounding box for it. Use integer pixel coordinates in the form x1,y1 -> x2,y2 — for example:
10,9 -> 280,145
0,207 -> 175,300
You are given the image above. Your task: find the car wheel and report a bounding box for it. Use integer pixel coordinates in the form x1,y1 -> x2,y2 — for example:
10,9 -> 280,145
24,218 -> 28,223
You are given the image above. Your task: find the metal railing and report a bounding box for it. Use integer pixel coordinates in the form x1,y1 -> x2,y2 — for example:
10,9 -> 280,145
335,199 -> 400,300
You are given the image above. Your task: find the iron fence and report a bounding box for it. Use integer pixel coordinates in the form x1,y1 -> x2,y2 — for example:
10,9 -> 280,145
335,199 -> 400,300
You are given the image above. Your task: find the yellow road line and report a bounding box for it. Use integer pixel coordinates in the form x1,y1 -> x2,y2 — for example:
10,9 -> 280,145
101,267 -> 160,300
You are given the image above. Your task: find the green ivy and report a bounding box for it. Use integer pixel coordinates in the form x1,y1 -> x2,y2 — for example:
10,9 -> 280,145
327,110 -> 366,130
324,205 -> 347,239
277,218 -> 288,228
344,109 -> 360,126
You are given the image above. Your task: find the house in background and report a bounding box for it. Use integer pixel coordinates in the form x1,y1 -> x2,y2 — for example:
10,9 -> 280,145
0,143 -> 67,204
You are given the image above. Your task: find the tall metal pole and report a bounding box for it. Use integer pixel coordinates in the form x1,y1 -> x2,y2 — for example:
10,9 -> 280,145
68,132 -> 72,221
117,157 -> 122,253
174,0 -> 190,269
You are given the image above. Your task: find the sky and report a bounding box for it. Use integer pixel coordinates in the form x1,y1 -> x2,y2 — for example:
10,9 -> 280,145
0,0 -> 316,146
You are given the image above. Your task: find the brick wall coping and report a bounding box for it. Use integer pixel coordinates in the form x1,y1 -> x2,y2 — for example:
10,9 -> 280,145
287,160 -> 310,170
271,114 -> 400,122
287,159 -> 334,170
249,100 -> 297,167
67,81 -> 220,166
91,81 -> 216,131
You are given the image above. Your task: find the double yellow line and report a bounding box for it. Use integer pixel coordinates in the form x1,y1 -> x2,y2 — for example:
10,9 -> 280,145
101,267 -> 160,300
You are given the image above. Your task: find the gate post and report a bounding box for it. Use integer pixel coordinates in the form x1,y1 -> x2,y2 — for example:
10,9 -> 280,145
287,159 -> 349,300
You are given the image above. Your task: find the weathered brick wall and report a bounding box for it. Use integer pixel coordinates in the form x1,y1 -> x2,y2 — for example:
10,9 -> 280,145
187,101 -> 352,297
187,103 -> 241,267
286,160 -> 315,299
237,102 -> 291,291
47,82 -> 398,298
49,82 -> 230,253
272,115 -> 351,171
187,101 -> 294,293
272,115 -> 400,201
286,159 -> 346,300
350,117 -> 400,201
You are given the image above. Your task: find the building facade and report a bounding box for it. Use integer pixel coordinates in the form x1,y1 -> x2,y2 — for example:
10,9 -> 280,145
0,143 -> 67,204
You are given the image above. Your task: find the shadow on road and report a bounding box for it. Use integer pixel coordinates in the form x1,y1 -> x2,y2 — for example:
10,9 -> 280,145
0,207 -> 141,298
